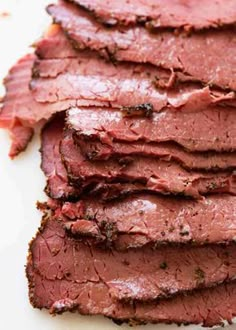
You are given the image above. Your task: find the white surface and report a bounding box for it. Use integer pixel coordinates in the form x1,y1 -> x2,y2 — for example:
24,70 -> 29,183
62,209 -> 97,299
0,1 -> 235,329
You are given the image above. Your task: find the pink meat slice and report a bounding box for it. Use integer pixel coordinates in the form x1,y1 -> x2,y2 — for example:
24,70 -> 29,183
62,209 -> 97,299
51,193 -> 236,248
32,25 -> 236,112
47,1 -> 236,91
60,130 -> 236,199
0,54 -> 75,156
28,216 -> 236,302
41,114 -> 80,200
77,138 -> 236,171
26,218 -> 236,326
70,0 -> 236,30
0,52 -> 106,155
67,107 -> 236,152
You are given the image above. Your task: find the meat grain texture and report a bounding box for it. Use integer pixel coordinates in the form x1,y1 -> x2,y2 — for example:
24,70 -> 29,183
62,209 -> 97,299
0,0 -> 236,328
70,0 -> 236,30
47,0 -> 236,90
27,217 -> 236,327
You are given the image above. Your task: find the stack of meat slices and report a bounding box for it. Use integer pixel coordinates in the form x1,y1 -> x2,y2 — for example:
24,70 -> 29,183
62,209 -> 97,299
1,0 -> 236,327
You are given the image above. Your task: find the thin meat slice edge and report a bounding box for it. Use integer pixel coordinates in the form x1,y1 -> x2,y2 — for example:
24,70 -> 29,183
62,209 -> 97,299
67,107 -> 236,152
41,114 -> 80,200
48,193 -> 236,248
60,130 -> 236,199
76,137 -> 236,171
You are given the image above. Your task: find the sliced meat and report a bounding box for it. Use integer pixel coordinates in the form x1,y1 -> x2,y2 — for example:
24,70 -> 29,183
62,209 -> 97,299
53,193 -> 236,248
35,24 -> 78,59
41,114 -> 80,200
77,138 -> 236,171
27,218 -> 236,326
60,130 -> 236,199
8,124 -> 34,158
70,0 -> 236,30
28,216 -> 236,302
0,54 -> 51,128
32,25 -> 236,112
68,107 -> 236,152
0,52 -> 103,155
0,54 -> 41,155
47,1 -> 236,90
32,59 -> 236,112
0,53 -> 74,155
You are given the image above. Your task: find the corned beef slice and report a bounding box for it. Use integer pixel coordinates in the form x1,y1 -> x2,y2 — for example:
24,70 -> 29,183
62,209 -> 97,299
0,55 -> 37,157
70,0 -> 236,30
0,48 -> 107,156
60,130 -> 236,198
32,58 -> 236,112
54,194 -> 236,248
1,0 -> 235,326
41,115 -> 80,200
77,138 -> 236,171
27,216 -> 236,301
32,26 -> 236,111
47,1 -> 236,90
27,218 -> 236,326
68,107 -> 236,152
8,124 -> 34,158
35,24 -> 78,59
0,53 -> 79,156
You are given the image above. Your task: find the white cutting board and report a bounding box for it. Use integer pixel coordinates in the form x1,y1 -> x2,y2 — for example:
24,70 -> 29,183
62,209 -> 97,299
0,1 -> 235,329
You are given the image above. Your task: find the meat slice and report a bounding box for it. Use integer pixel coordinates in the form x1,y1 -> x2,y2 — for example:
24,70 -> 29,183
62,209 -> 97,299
41,114 -> 80,200
0,51 -> 106,156
47,1 -> 236,90
67,107 -> 236,152
32,59 -> 236,112
77,138 -> 236,171
0,54 -> 41,156
8,124 -> 34,158
28,216 -> 236,302
0,53 -> 78,156
32,25 -> 236,112
60,130 -> 236,199
70,0 -> 236,30
35,24 -> 78,59
52,194 -> 236,248
27,218 -> 236,326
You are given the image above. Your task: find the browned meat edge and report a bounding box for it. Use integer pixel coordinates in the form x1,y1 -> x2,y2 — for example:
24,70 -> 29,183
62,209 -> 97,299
26,215 -> 236,326
47,193 -> 236,248
69,0 -> 236,31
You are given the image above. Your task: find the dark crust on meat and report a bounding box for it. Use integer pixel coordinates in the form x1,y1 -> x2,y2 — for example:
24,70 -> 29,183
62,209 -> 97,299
64,26 -> 118,65
53,194 -> 236,249
121,103 -> 153,118
61,121 -> 236,200
75,135 -> 236,172
26,210 -> 53,308
26,213 -> 236,326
